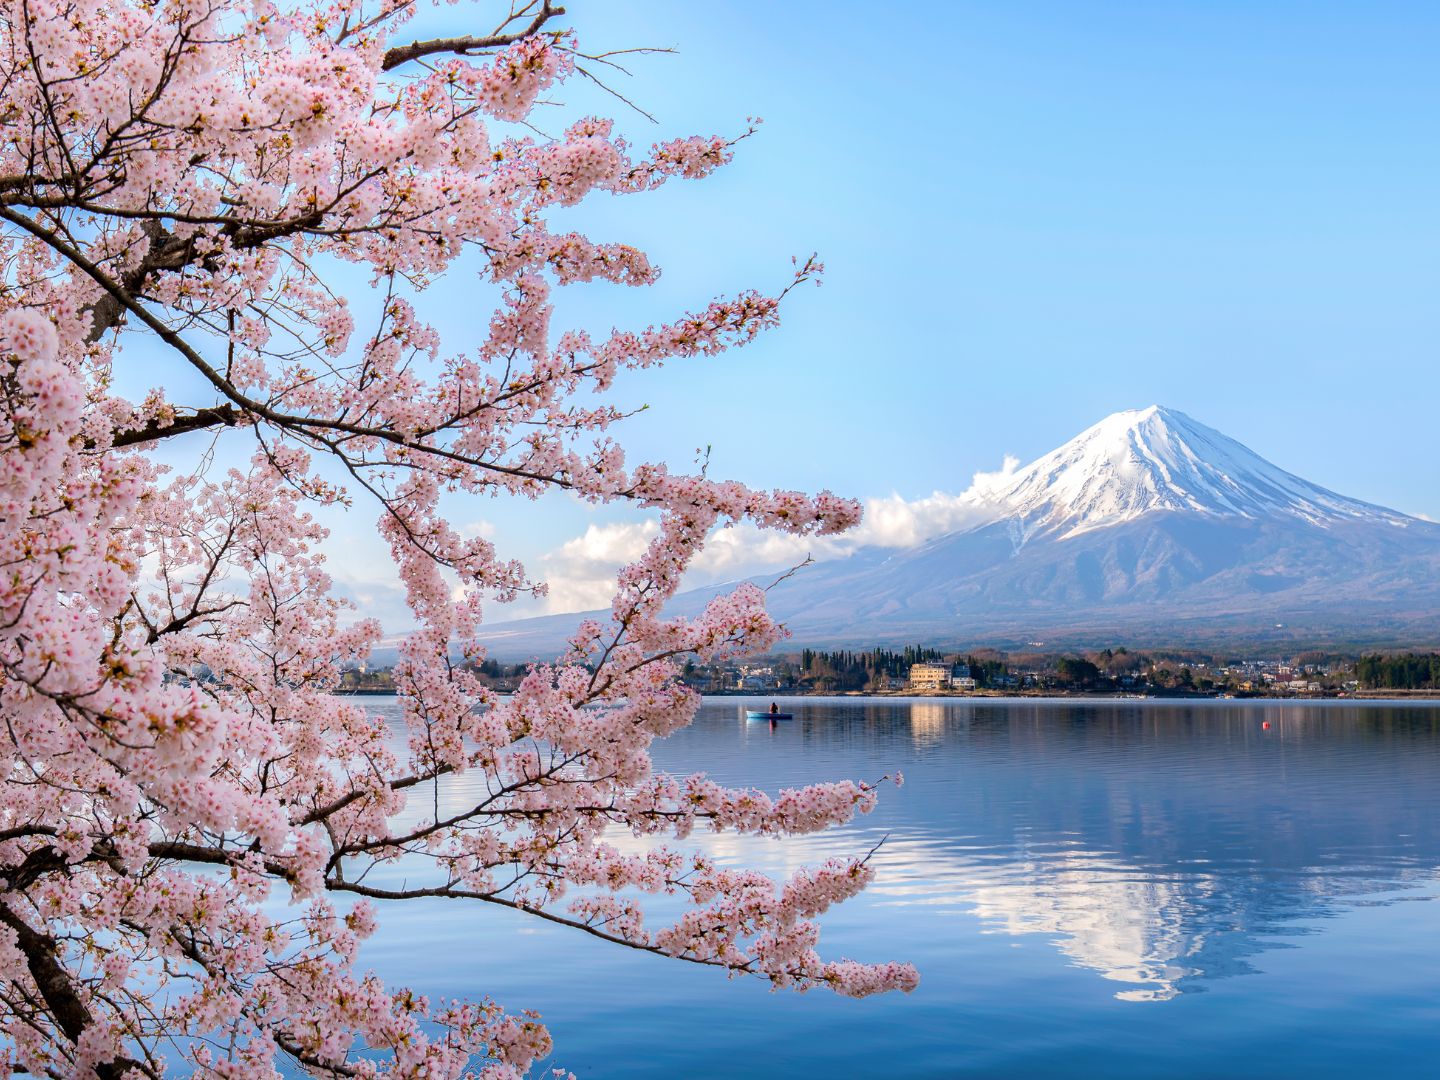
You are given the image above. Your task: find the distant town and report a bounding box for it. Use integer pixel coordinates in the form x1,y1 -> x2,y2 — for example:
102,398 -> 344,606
339,648 -> 1440,698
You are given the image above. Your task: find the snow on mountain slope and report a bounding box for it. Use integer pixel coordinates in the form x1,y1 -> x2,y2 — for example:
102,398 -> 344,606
962,405 -> 1410,545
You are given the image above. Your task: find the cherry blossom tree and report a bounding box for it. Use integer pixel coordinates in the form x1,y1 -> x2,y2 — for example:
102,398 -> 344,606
0,0 -> 917,1074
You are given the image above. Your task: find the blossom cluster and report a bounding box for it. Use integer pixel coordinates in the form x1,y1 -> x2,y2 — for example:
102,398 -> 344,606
0,2 -> 914,1076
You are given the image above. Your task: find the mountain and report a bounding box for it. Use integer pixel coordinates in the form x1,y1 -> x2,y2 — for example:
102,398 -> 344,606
954,405 -> 1414,541
478,407 -> 1440,656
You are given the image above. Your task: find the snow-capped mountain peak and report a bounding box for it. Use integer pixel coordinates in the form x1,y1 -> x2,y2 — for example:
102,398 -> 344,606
967,405 -> 1406,543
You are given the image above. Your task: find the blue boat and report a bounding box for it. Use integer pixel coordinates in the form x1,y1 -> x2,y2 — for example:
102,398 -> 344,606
745,710 -> 794,720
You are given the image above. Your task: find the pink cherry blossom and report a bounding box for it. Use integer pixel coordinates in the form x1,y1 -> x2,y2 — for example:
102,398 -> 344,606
0,2 -> 914,1076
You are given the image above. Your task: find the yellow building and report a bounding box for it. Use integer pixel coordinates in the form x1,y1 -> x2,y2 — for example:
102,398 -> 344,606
909,662 -> 953,691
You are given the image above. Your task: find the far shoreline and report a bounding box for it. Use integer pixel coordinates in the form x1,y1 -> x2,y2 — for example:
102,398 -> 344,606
708,689 -> 1440,703
335,688 -> 1440,703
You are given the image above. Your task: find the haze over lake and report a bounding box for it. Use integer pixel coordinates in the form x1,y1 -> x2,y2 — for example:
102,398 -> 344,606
356,697 -> 1440,1078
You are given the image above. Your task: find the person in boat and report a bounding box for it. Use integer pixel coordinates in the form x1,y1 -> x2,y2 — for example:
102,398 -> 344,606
769,702 -> 779,716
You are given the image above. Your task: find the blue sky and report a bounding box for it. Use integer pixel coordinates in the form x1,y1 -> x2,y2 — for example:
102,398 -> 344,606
127,2 -> 1440,624
536,1 -> 1440,506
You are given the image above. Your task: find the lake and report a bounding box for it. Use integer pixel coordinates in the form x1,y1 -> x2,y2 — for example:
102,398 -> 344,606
357,697 -> 1440,1077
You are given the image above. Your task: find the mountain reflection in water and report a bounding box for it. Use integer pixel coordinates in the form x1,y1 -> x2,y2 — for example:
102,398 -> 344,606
360,697 -> 1440,1078
863,701 -> 1440,1002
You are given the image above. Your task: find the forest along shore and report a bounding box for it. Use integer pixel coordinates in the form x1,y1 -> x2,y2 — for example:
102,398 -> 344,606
335,648 -> 1440,700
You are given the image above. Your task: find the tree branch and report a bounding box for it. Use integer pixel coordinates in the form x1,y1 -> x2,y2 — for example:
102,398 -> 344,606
108,404 -> 242,449
0,903 -> 139,1079
0,205 -> 582,492
380,2 -> 566,71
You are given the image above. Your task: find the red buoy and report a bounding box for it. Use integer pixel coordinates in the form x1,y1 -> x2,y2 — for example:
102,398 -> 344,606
1262,721 -> 1271,730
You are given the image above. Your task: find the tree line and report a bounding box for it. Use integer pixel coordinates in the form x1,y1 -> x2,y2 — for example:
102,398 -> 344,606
1355,653 -> 1440,689
799,646 -> 945,691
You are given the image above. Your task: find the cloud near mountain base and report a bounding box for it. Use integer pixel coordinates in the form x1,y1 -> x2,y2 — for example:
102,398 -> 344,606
533,456 -> 1021,616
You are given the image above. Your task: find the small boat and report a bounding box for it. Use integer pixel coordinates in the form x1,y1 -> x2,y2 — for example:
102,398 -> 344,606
745,710 -> 794,720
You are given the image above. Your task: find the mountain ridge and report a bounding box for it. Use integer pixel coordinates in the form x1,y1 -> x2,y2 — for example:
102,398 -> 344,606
474,407 -> 1440,657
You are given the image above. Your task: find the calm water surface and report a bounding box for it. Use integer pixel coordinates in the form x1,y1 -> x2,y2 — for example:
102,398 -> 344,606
358,698 -> 1440,1077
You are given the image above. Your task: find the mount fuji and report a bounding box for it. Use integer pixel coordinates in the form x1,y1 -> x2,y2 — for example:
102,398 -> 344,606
947,405 -> 1415,543
480,407 -> 1440,654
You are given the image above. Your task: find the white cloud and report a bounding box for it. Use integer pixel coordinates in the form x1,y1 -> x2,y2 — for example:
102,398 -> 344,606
459,519 -> 498,540
689,525 -> 816,579
536,520 -> 660,614
321,455 -> 1028,626
855,476 -> 1012,548
528,455 -> 1023,615
689,455 -> 1022,579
